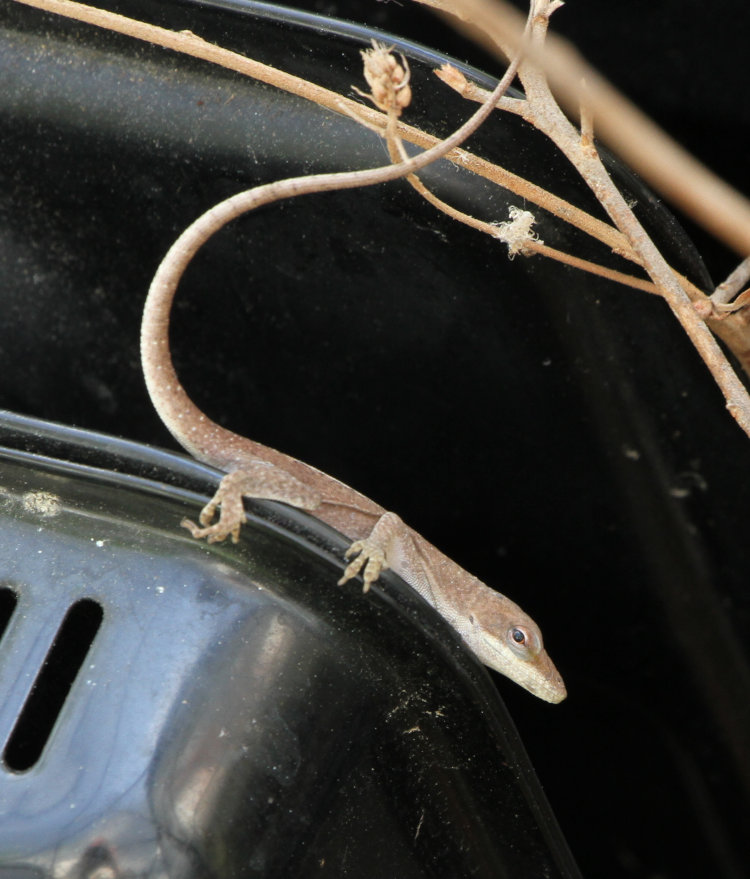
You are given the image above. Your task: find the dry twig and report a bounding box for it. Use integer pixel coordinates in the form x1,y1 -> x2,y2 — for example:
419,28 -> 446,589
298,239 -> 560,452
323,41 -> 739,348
416,0 -> 750,257
12,0 -> 750,434
423,0 -> 750,436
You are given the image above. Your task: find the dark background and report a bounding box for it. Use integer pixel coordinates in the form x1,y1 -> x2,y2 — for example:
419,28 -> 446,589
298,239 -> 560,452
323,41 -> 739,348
289,0 -> 750,286
3,1 -> 750,877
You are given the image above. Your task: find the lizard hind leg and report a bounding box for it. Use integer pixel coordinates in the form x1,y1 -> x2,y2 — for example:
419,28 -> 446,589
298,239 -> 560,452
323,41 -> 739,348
182,462 -> 322,544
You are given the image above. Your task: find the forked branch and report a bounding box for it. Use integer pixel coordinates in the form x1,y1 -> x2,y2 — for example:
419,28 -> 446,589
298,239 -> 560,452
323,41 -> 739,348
422,0 -> 750,437
416,0 -> 750,257
12,0 -> 750,435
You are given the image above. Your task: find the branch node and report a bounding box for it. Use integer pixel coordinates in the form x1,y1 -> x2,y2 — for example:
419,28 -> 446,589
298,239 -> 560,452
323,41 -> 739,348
694,290 -> 750,322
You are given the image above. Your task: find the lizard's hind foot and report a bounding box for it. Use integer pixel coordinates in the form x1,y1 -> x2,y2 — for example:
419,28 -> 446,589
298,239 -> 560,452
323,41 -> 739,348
182,465 -> 322,545
180,471 -> 248,543
181,514 -> 242,544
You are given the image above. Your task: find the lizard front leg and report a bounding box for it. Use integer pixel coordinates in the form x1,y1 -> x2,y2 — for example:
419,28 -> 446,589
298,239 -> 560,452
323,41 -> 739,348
338,511 -> 409,592
183,461 -> 322,543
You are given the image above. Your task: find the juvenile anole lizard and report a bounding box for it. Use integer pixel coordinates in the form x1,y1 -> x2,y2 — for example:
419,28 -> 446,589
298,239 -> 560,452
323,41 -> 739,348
141,34 -> 566,703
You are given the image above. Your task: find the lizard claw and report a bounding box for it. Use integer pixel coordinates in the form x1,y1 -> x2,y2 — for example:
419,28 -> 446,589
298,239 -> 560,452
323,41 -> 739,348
182,465 -> 321,546
338,539 -> 389,592
181,475 -> 247,544
181,515 -> 242,544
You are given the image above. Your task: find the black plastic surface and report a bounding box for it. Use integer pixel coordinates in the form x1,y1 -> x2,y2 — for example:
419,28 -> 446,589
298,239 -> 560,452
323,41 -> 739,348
2,1 -> 750,876
0,412 -> 579,877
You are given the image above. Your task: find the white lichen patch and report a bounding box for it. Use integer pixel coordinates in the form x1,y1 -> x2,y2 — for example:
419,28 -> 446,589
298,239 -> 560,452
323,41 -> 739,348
491,206 -> 541,258
21,490 -> 62,517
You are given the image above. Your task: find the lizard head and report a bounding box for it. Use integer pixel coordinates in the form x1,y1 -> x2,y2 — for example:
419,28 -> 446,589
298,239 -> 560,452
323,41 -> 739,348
462,586 -> 567,703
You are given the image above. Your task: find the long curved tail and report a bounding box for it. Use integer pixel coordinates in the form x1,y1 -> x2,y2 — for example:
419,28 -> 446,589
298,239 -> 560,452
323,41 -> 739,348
142,56 -> 519,472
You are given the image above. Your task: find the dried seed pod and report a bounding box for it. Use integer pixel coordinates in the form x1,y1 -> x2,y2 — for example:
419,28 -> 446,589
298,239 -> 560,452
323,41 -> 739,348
360,40 -> 412,115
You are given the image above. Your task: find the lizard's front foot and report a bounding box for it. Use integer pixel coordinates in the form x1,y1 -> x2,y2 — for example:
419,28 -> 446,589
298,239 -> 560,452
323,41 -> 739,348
338,540 -> 389,592
337,512 -> 406,591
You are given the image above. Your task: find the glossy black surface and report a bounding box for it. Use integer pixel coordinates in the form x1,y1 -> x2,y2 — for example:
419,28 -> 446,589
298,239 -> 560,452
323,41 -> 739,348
1,0 -> 750,876
0,412 -> 578,876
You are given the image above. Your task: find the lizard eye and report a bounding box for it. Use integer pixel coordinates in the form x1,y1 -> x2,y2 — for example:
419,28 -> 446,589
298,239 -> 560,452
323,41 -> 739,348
507,625 -> 541,658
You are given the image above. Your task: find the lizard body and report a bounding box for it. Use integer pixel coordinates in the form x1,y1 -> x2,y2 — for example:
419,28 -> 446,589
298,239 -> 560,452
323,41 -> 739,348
141,43 -> 566,703
141,173 -> 566,703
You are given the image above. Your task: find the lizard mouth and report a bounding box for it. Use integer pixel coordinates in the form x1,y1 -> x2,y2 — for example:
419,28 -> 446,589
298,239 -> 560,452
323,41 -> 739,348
527,653 -> 568,704
469,625 -> 567,702
494,643 -> 567,703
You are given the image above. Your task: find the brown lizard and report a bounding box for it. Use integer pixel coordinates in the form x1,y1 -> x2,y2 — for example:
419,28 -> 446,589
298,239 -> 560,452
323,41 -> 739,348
141,36 -> 566,703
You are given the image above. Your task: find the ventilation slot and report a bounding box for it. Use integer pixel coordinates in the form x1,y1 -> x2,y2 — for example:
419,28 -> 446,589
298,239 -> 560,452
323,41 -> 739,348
0,586 -> 18,644
3,598 -> 103,772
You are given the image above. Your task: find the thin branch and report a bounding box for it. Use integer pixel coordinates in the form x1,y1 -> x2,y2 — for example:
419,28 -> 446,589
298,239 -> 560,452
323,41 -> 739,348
505,0 -> 750,436
713,257 -> 750,304
406,0 -> 750,434
12,0 -> 635,263
435,62 -> 530,120
376,114 -> 659,293
392,130 -> 658,293
578,78 -> 595,156
530,243 -> 657,294
415,0 -> 750,258
19,0 -> 750,429
349,42 -> 656,299
143,34 -> 533,439
433,51 -> 750,375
